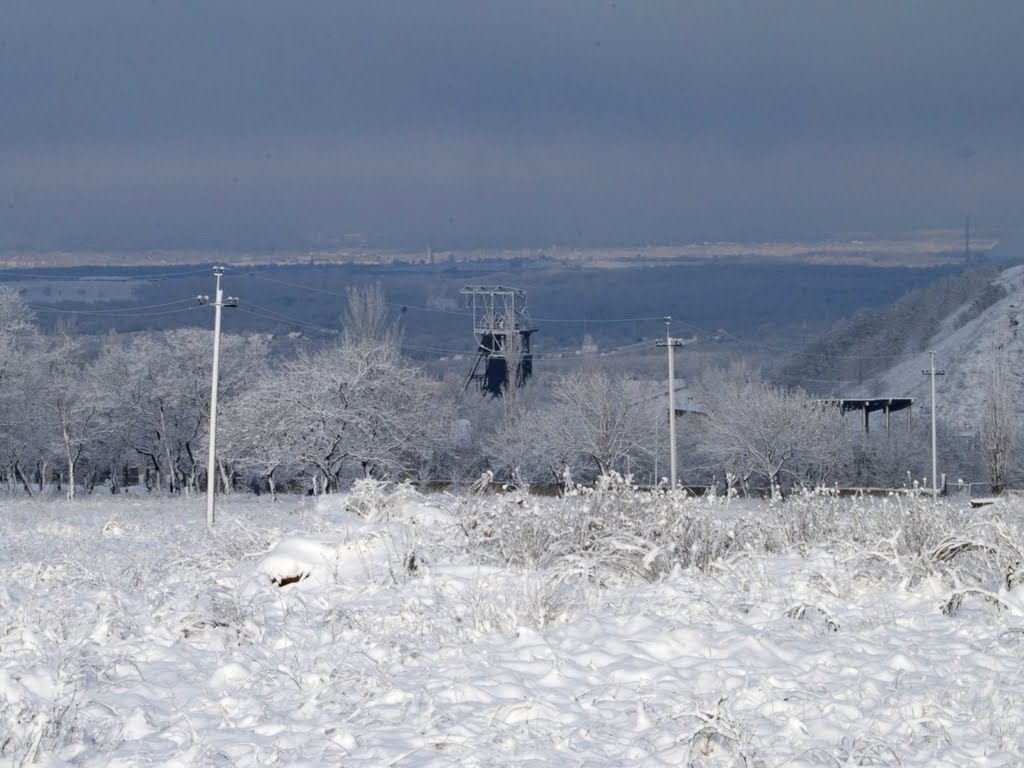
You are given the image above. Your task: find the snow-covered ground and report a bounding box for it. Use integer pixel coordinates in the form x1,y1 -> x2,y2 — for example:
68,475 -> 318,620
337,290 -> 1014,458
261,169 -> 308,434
2,483 -> 1024,766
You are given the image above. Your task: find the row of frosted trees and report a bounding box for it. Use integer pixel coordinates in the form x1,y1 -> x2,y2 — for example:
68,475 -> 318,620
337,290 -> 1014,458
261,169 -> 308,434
0,286 -> 450,498
0,284 -> 955,500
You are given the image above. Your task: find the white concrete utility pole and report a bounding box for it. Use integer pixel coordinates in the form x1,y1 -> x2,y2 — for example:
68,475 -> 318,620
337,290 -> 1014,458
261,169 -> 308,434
198,267 -> 239,529
657,317 -> 684,491
922,350 -> 945,500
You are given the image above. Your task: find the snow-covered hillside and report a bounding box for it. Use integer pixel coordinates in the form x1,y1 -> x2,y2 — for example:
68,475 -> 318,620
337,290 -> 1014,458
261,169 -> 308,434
3,485 -> 1024,765
857,264 -> 1024,431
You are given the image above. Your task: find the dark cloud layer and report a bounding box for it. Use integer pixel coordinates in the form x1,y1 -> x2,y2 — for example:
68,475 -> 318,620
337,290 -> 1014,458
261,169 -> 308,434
1,1 -> 1021,251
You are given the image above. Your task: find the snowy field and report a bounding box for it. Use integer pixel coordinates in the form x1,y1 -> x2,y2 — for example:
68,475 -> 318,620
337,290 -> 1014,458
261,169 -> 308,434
3,483 -> 1024,766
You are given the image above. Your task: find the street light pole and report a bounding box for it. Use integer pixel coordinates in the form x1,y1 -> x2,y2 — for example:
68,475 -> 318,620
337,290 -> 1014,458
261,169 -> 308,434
198,267 -> 239,529
657,317 -> 684,491
922,350 -> 946,499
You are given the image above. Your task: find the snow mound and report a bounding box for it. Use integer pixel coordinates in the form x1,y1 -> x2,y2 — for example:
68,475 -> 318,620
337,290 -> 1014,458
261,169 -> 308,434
257,521 -> 417,588
258,485 -> 448,588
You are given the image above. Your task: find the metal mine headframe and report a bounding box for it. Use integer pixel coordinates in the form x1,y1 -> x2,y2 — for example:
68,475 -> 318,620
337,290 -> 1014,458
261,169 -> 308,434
460,285 -> 537,396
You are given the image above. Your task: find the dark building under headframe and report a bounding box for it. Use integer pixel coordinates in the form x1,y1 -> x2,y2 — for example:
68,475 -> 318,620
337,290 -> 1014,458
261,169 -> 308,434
461,285 -> 537,396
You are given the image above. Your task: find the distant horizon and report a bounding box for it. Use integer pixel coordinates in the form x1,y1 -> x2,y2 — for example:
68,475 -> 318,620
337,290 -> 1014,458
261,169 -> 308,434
0,228 -> 999,271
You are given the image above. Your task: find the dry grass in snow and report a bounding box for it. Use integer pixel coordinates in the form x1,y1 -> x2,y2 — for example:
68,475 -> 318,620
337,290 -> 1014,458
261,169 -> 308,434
1,482 -> 1024,765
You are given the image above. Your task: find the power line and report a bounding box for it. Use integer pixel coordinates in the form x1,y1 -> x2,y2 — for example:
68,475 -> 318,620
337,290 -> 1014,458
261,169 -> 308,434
229,266 -> 678,325
584,340 -> 657,357
226,268 -> 353,300
9,263 -> 940,366
227,268 -> 480,321
20,289 -> 927,367
225,291 -> 662,359
27,298 -> 199,316
235,302 -> 341,335
401,342 -> 475,356
533,314 -> 665,324
237,303 -> 477,356
0,266 -> 215,282
670,318 -> 932,363
13,280 -> 927,387
773,372 -> 862,386
10,264 -> 882,360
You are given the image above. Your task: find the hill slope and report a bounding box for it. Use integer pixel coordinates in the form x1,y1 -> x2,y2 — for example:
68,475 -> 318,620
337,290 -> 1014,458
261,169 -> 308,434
860,265 -> 1024,432
784,264 -> 1024,434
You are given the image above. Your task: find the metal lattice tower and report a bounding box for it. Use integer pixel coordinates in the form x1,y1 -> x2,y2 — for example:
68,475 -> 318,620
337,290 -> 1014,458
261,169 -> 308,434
461,285 -> 537,396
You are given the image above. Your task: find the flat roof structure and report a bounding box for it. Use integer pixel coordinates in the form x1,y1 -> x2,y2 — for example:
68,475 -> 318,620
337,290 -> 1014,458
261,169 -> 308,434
817,397 -> 915,433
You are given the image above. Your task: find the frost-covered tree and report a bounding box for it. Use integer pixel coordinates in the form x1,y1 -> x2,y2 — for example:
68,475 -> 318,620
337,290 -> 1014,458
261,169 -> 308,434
537,370 -> 655,481
267,342 -> 448,490
0,289 -> 43,492
426,380 -> 496,487
219,366 -> 298,499
37,336 -> 110,498
92,329 -> 268,493
485,388 -> 548,487
342,282 -> 400,354
696,365 -> 846,497
979,339 -> 1015,494
223,284 -> 449,492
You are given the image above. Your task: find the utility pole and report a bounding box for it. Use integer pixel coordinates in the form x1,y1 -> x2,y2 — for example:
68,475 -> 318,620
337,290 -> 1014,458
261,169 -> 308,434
657,317 -> 684,491
198,267 -> 239,529
922,351 -> 946,499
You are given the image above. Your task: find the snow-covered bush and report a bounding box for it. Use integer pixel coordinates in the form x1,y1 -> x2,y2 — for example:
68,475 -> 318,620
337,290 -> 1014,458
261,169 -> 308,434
456,481 -> 743,583
454,482 -> 1024,611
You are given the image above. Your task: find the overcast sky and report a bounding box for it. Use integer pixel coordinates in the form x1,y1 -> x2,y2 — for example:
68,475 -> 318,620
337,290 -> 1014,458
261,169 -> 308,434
1,1 -> 1022,252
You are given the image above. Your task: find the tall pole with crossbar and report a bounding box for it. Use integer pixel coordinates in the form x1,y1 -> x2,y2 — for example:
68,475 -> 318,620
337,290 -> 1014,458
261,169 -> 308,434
658,317 -> 684,491
923,351 -> 945,499
198,267 -> 239,529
